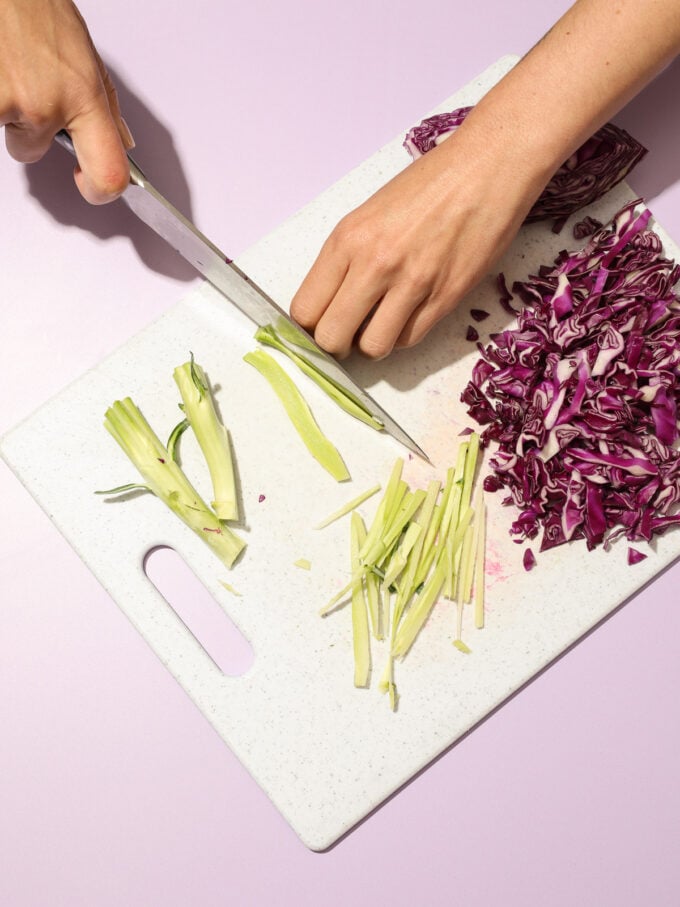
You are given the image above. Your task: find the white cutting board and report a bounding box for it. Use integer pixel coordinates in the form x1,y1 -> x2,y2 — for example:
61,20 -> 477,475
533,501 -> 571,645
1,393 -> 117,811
3,57 -> 678,851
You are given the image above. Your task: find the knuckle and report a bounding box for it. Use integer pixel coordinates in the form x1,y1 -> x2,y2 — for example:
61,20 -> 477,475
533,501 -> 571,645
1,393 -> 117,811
314,324 -> 346,357
328,215 -> 360,251
358,331 -> 391,360
289,296 -> 315,327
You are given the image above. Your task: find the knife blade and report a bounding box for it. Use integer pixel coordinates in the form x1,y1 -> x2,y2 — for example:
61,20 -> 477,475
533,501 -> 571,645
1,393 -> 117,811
54,131 -> 429,461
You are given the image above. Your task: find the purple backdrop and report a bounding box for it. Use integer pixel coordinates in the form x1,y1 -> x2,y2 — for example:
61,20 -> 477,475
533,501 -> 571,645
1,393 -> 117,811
1,2 -> 679,904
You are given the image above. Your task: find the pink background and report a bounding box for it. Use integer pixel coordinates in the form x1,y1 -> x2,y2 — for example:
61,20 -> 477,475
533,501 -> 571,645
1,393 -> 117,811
2,1 -> 680,904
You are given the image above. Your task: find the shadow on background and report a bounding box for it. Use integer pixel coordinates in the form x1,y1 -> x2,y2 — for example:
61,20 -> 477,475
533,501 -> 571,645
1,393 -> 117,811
614,54 -> 680,202
24,64 -> 196,282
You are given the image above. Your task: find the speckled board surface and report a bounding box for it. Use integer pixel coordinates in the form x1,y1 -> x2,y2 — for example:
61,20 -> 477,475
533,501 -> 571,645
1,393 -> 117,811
2,56 -> 678,851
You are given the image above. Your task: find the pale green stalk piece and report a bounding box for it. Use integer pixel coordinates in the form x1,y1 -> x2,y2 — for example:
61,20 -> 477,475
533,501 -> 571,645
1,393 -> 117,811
456,598 -> 465,645
393,480 -> 441,631
244,349 -> 350,482
453,639 -> 472,654
166,417 -> 190,462
382,522 -> 422,589
314,483 -> 381,529
378,653 -> 398,711
438,445 -> 468,597
269,319 -> 319,352
361,488 -> 426,568
393,506 -> 474,658
173,358 -> 239,521
474,487 -> 486,629
350,511 -> 371,687
451,434 -> 481,603
414,466 -> 456,589
102,398 -> 245,568
461,432 -> 481,514
353,513 -> 381,639
365,559 -> 383,640
382,587 -> 391,640
254,324 -> 384,431
392,558 -> 448,659
359,460 -> 405,560
219,580 -> 242,596
294,558 -> 312,570
319,578 -> 355,615
459,515 -> 478,604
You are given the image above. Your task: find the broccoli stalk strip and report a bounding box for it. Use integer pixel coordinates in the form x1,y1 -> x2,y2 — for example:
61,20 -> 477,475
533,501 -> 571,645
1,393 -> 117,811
101,398 -> 245,568
173,358 -> 239,522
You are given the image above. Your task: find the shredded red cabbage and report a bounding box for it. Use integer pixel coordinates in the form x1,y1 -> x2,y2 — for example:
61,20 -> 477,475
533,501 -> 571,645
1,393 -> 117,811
466,325 -> 479,342
573,216 -> 603,241
462,199 -> 680,556
470,308 -> 491,323
405,108 -> 646,229
523,548 -> 537,571
627,547 -> 647,565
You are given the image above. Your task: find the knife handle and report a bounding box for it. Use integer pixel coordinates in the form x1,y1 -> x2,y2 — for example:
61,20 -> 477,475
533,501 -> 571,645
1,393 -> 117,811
54,128 -> 147,188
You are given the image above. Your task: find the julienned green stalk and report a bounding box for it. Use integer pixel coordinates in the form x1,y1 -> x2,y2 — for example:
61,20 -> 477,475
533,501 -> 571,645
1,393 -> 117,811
244,349 -> 350,482
173,358 -> 238,521
351,511 -> 371,687
101,398 -> 245,568
314,483 -> 381,530
320,434 -> 487,709
254,324 -> 384,431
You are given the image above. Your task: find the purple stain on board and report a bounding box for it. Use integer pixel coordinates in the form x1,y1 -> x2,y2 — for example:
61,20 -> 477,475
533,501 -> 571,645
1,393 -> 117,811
466,325 -> 479,342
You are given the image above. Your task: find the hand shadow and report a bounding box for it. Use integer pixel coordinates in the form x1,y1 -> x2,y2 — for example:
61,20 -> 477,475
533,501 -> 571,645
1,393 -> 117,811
23,64 -> 196,283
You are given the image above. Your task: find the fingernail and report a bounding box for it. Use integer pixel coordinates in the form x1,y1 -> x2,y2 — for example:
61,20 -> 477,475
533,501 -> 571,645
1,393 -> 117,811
119,117 -> 135,150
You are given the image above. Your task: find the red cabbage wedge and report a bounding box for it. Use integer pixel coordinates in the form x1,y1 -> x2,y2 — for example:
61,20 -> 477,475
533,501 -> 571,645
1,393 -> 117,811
404,107 -> 646,230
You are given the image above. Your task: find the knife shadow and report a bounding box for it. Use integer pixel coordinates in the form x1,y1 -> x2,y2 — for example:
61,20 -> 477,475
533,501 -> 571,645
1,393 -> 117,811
23,64 -> 196,282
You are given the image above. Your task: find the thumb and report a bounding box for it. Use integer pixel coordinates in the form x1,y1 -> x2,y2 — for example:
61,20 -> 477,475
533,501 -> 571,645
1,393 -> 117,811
68,96 -> 130,205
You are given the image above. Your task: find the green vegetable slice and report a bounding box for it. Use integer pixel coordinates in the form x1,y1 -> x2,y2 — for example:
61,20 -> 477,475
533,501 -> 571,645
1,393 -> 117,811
254,324 -> 384,431
174,357 -> 239,522
351,512 -> 371,687
474,487 -> 486,629
244,349 -> 350,482
314,483 -> 381,529
102,398 -> 245,568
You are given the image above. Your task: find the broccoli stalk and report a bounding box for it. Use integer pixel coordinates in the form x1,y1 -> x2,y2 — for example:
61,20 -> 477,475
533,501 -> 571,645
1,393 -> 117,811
173,357 -> 239,522
101,397 -> 245,568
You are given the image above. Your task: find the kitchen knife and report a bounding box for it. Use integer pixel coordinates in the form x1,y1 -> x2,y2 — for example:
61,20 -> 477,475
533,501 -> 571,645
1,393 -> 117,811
54,131 -> 429,462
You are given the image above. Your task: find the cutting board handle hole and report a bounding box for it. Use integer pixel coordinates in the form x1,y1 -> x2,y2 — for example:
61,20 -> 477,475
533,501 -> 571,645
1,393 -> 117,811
143,546 -> 254,677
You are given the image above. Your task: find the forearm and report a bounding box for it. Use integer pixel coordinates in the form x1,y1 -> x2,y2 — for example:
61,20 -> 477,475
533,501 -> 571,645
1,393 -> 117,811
292,0 -> 680,359
462,0 -> 680,187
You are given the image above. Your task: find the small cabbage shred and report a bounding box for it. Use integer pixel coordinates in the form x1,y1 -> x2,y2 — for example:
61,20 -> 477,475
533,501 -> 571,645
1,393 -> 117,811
462,199 -> 680,556
404,107 -> 646,228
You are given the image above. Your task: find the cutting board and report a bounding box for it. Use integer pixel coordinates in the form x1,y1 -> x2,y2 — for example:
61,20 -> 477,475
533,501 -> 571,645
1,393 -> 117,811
3,56 -> 678,851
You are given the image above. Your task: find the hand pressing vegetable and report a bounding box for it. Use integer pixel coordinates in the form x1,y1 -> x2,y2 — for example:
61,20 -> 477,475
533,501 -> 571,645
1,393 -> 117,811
291,0 -> 680,359
0,0 -> 133,203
